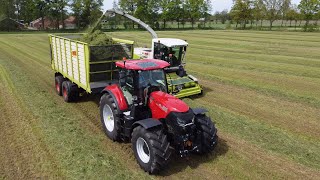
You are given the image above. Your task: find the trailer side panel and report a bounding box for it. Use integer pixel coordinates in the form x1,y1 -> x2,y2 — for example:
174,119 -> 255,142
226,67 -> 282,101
50,35 -> 91,92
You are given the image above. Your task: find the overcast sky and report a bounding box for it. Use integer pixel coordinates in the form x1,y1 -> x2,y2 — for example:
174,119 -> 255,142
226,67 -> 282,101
103,0 -> 302,13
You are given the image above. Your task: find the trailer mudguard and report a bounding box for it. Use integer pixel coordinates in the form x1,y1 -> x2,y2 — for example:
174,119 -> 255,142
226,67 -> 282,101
192,108 -> 208,115
102,84 -> 128,111
133,118 -> 162,130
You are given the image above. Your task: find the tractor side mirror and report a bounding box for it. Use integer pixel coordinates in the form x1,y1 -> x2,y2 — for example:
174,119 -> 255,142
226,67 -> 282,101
184,46 -> 187,51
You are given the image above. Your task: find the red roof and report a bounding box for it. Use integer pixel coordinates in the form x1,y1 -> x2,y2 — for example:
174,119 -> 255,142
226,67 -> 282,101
115,59 -> 170,70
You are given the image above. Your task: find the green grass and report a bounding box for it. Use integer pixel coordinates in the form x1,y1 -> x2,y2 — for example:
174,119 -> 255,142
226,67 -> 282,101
0,30 -> 319,179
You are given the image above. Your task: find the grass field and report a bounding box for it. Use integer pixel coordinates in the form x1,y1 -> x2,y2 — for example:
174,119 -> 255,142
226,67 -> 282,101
0,30 -> 319,179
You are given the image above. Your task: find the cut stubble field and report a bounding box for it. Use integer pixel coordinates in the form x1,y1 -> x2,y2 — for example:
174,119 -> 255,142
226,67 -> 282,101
0,30 -> 319,179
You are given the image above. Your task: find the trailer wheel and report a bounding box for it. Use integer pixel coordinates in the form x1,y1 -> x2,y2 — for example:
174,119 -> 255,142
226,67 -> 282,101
62,81 -> 78,102
99,93 -> 121,141
55,75 -> 64,96
131,126 -> 171,174
195,115 -> 218,154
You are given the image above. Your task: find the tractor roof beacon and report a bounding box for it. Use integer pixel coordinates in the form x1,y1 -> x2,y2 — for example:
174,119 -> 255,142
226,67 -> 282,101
99,59 -> 218,174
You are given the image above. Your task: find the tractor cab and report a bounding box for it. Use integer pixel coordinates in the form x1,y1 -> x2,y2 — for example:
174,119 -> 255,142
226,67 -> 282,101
116,59 -> 170,109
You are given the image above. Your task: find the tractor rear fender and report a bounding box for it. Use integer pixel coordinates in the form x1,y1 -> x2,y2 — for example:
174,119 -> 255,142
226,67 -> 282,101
101,84 -> 128,111
192,108 -> 208,115
132,118 -> 162,130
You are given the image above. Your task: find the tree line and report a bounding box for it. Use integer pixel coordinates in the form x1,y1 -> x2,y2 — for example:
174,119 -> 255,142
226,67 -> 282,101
229,0 -> 320,30
117,0 -> 319,30
0,0 -> 319,31
0,0 -> 104,29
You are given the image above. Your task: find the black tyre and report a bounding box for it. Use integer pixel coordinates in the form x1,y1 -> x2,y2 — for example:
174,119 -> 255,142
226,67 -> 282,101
99,93 -> 121,141
55,75 -> 64,96
195,115 -> 218,154
62,81 -> 79,102
131,126 -> 171,174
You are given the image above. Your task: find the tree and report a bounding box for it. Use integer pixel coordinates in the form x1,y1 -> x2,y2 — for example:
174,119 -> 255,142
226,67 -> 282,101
134,0 -> 160,28
35,0 -> 51,30
220,9 -> 230,25
230,0 -> 252,29
71,0 -> 103,28
185,0 -> 205,28
298,0 -> 320,27
49,0 -> 69,29
280,0 -> 291,27
0,0 -> 15,19
252,0 -> 266,28
71,0 -> 82,28
213,11 -> 220,24
286,4 -> 299,27
17,0 -> 38,23
119,0 -> 137,13
160,0 -> 173,29
263,0 -> 283,29
201,0 -> 212,27
119,0 -> 137,28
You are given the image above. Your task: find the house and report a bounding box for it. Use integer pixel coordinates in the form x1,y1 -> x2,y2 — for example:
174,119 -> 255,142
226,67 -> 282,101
30,17 -> 59,30
0,17 -> 25,31
30,16 -> 77,30
64,16 -> 77,29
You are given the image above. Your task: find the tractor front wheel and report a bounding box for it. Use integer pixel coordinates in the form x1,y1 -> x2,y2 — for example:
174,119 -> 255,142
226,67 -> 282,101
131,126 -> 171,174
99,93 -> 121,141
195,114 -> 218,154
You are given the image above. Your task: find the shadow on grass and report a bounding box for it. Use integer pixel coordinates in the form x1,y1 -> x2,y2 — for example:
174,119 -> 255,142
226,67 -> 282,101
158,137 -> 229,176
76,93 -> 101,106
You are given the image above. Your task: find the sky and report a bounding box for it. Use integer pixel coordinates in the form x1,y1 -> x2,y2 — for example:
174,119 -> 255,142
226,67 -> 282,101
103,0 -> 302,13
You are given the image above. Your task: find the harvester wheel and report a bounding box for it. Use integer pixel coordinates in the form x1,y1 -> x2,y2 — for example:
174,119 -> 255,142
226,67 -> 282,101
99,93 -> 121,141
55,75 -> 64,96
131,126 -> 171,174
195,115 -> 218,154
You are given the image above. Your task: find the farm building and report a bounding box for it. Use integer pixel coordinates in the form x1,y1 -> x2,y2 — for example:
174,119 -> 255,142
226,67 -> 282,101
0,17 -> 25,31
30,16 -> 77,30
64,16 -> 77,29
30,17 -> 59,30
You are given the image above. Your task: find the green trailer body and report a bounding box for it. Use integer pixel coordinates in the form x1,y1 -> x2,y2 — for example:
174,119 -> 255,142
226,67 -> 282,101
49,34 -> 134,93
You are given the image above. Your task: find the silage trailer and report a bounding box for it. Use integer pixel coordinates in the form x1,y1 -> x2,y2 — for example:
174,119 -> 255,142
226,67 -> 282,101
49,34 -> 134,100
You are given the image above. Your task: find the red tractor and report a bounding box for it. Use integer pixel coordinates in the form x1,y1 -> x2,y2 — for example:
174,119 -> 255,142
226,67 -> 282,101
99,59 -> 218,174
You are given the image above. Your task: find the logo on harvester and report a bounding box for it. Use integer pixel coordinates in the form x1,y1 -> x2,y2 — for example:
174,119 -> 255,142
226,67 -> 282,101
72,51 -> 77,57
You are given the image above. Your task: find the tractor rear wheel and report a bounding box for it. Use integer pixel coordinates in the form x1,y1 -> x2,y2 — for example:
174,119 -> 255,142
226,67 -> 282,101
195,115 -> 218,154
55,75 -> 64,96
99,94 -> 121,141
131,126 -> 171,174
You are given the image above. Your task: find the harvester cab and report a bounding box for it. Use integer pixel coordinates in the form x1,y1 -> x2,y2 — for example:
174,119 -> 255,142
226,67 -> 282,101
134,38 -> 203,98
99,59 -> 218,174
153,38 -> 188,75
